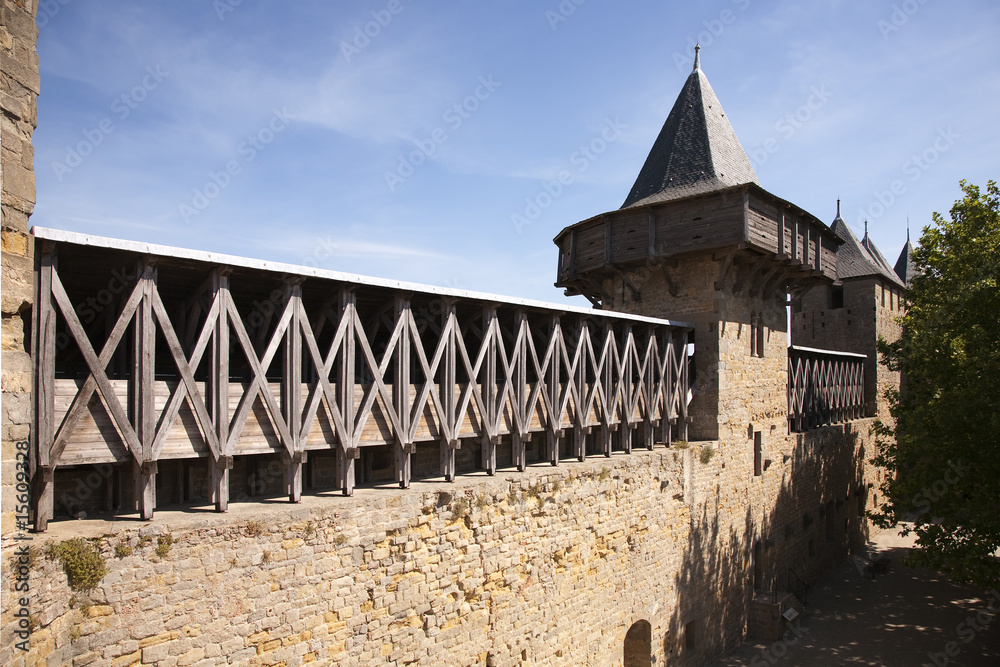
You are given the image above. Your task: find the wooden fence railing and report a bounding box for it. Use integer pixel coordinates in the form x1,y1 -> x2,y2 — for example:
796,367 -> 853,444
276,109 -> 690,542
787,345 -> 866,433
30,228 -> 693,530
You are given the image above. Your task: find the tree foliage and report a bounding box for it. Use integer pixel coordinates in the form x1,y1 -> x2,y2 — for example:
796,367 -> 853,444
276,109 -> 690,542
872,180 -> 1000,589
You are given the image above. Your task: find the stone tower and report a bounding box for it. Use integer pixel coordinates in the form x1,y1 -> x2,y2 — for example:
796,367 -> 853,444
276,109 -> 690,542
554,49 -> 842,444
791,207 -> 908,420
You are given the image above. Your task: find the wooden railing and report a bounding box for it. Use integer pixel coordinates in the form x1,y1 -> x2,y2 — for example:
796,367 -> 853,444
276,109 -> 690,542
787,345 -> 866,433
30,228 -> 693,529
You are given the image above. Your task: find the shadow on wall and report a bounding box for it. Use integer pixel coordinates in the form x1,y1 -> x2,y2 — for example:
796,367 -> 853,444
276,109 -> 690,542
642,421 -> 873,664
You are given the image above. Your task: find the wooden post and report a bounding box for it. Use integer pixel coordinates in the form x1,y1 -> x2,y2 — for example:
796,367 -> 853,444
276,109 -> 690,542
481,306 -> 497,475
513,311 -> 528,472
678,330 -> 690,442
662,329 -> 675,446
394,295 -> 412,488
602,322 -> 614,458
440,300 -> 457,481
644,328 -> 655,450
548,315 -> 561,466
574,319 -> 587,462
283,278 -> 304,502
33,245 -> 57,531
339,288 -> 357,495
513,432 -> 528,472
135,259 -> 157,520
621,325 -> 633,455
211,268 -> 232,511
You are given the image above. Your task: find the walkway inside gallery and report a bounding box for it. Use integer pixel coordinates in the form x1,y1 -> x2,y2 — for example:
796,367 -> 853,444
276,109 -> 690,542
710,525 -> 1000,667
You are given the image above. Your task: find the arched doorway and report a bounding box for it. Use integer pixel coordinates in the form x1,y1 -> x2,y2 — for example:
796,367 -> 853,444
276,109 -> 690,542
624,620 -> 652,667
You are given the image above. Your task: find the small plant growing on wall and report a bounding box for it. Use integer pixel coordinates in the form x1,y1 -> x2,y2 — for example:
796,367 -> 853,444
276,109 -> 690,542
114,542 -> 133,559
452,498 -> 469,518
46,538 -> 107,591
155,534 -> 174,558
699,446 -> 715,464
673,440 -> 689,450
246,520 -> 267,537
598,467 -> 611,481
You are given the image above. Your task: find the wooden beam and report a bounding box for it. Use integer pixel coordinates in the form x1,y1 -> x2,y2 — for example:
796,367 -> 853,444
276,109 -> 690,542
284,277 -> 304,502
714,248 -> 737,291
211,267 -> 232,512
394,295 -> 412,488
481,306 -> 497,475
33,246 -> 56,531
137,259 -> 157,520
339,288 -> 357,495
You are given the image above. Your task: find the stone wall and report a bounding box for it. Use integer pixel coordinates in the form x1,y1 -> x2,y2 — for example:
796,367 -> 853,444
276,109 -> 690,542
793,278 -> 904,420
605,255 -> 789,445
1,0 -> 39,537
2,418 -> 880,666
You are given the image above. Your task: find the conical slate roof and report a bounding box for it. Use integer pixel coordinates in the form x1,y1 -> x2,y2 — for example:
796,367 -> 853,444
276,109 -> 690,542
893,231 -> 917,285
621,48 -> 759,209
829,205 -> 905,286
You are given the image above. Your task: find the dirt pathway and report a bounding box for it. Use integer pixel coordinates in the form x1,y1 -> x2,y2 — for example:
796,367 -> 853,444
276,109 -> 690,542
709,526 -> 1000,666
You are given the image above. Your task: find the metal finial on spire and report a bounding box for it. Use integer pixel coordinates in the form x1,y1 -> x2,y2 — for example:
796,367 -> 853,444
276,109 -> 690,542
864,220 -> 869,240
906,216 -> 910,242
693,43 -> 701,73
836,198 -> 841,218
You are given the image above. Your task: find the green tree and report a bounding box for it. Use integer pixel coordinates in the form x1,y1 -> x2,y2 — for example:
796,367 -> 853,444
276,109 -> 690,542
872,180 -> 1000,589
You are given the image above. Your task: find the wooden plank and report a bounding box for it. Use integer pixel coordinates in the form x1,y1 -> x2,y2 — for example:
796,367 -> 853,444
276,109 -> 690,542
149,291 -> 220,460
50,270 -> 143,460
49,277 -> 144,466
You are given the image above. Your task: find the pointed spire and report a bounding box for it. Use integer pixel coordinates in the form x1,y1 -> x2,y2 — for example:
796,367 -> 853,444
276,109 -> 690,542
834,199 -> 843,223
621,46 -> 759,208
863,220 -> 869,241
895,219 -> 917,285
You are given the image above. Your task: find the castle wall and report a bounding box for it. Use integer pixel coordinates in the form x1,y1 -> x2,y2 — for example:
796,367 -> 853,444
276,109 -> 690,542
604,256 -> 788,445
1,0 -> 40,537
2,418 -> 879,667
793,279 -> 903,420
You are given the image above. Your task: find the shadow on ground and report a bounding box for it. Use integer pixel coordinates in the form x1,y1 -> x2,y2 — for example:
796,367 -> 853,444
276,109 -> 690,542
709,526 -> 1000,667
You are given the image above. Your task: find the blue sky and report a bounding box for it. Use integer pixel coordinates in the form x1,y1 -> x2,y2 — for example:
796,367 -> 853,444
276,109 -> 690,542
32,0 -> 1000,304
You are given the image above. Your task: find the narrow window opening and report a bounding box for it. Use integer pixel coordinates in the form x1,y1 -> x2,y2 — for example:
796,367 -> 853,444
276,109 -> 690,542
753,431 -> 762,476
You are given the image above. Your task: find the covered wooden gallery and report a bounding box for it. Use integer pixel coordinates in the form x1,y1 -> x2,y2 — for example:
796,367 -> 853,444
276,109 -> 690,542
30,228 -> 694,530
